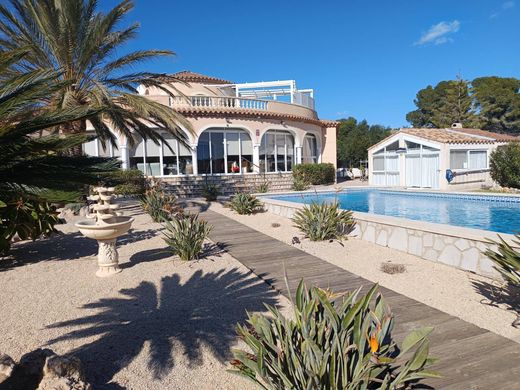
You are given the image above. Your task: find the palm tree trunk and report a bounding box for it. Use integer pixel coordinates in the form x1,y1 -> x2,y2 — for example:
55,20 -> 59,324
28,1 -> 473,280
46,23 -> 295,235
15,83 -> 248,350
61,120 -> 86,156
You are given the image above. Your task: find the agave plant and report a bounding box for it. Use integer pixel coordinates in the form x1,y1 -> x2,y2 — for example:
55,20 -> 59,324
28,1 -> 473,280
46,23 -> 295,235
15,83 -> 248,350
229,193 -> 263,215
485,234 -> 520,286
140,183 -> 181,222
292,201 -> 355,241
162,214 -> 212,261
231,281 -> 439,389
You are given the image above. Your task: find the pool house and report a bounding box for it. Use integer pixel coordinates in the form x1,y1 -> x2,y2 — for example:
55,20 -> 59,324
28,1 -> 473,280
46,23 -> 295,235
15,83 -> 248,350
367,124 -> 520,191
84,71 -> 338,193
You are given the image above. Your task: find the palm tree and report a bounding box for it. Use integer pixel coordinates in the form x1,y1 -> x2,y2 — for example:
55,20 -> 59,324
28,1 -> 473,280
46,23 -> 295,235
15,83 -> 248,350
0,0 -> 192,155
0,48 -> 119,252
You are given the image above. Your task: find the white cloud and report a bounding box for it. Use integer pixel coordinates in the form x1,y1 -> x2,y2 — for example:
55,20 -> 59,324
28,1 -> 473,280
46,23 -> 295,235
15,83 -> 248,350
491,1 -> 515,18
415,20 -> 460,46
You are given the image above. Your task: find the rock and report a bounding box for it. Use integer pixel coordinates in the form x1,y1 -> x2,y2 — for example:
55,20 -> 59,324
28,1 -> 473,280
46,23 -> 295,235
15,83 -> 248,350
0,349 -> 91,390
0,352 -> 16,383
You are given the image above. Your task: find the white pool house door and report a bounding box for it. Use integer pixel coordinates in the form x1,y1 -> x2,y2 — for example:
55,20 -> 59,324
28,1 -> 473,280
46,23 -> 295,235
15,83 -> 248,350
405,153 -> 439,189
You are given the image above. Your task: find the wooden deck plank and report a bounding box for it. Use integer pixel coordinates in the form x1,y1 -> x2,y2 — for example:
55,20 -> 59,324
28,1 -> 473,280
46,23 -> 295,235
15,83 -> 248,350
199,209 -> 520,389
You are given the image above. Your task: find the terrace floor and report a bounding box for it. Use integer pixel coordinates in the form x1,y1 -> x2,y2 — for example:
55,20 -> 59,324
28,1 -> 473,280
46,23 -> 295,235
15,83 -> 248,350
198,207 -> 520,389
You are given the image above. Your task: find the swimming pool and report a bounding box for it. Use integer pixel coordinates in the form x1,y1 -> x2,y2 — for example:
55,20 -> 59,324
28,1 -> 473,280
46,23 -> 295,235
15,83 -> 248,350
267,189 -> 520,234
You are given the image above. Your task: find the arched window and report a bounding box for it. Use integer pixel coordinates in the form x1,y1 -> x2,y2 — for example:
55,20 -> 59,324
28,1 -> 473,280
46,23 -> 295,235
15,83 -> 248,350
259,130 -> 294,173
302,134 -> 318,163
196,129 -> 253,174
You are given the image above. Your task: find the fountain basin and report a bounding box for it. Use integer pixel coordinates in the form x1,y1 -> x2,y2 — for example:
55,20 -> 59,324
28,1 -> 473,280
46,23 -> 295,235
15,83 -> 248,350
75,216 -> 134,240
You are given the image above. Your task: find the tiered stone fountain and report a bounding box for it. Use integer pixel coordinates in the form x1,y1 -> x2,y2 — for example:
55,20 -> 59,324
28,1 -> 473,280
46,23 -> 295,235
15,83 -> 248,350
75,187 -> 134,277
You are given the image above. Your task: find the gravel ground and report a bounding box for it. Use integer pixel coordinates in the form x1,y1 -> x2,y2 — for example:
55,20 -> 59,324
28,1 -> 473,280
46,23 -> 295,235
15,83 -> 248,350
208,201 -> 520,343
0,205 -> 291,389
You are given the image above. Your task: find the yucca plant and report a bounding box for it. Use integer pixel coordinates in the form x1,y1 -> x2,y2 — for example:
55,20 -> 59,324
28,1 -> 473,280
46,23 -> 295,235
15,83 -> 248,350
293,201 -> 355,241
485,234 -> 520,286
231,281 -> 439,389
140,184 -> 181,222
292,177 -> 309,191
162,214 -> 212,261
229,193 -> 263,215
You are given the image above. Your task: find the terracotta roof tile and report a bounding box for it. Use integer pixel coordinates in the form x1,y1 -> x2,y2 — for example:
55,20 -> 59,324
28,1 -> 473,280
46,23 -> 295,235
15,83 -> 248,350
400,128 -> 520,144
170,71 -> 232,85
173,106 -> 334,128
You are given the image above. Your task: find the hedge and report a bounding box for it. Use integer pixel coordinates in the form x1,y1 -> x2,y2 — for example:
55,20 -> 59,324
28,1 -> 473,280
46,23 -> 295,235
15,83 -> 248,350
490,143 -> 520,189
107,169 -> 146,195
292,163 -> 335,185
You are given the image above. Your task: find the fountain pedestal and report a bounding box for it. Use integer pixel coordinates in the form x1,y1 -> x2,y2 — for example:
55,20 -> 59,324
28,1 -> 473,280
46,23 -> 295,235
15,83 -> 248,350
96,239 -> 121,277
75,187 -> 133,277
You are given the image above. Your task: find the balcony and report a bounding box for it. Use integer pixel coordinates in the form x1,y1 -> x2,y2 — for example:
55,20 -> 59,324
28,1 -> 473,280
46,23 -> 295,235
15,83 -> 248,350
148,94 -> 319,121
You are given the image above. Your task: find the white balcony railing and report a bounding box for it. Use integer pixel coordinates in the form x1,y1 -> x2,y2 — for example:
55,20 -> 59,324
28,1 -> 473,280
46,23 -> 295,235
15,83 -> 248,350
171,96 -> 269,111
151,95 -> 319,120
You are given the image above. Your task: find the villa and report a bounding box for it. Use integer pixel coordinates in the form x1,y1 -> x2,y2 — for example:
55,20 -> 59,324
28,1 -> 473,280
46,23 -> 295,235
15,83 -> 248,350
84,71 -> 338,191
367,123 -> 520,191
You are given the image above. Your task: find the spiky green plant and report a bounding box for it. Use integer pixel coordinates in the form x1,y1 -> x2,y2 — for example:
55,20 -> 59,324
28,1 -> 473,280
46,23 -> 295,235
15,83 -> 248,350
292,201 -> 355,241
162,214 -> 212,261
231,281 -> 439,389
202,183 -> 220,202
292,177 -> 309,191
0,0 -> 193,155
229,193 -> 263,215
256,181 -> 270,193
140,184 -> 181,222
485,234 -> 520,286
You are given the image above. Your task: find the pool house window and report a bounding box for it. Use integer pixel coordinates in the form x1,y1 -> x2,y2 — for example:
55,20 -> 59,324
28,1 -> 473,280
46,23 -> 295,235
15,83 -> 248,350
129,134 -> 193,176
371,141 -> 400,186
259,130 -> 294,172
196,129 -> 253,175
302,134 -> 318,163
450,150 -> 487,170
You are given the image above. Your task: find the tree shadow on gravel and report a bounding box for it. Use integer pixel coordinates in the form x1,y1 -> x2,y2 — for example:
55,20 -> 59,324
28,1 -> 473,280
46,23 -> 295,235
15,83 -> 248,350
472,279 -> 520,327
45,267 -> 278,388
0,229 -> 158,273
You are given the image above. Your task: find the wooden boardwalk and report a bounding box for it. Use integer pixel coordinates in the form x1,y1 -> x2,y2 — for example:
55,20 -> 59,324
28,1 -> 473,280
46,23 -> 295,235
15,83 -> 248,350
199,209 -> 520,389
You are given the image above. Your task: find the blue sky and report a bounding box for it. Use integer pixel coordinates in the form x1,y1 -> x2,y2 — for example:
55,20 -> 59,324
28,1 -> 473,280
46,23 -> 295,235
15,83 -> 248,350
102,0 -> 520,128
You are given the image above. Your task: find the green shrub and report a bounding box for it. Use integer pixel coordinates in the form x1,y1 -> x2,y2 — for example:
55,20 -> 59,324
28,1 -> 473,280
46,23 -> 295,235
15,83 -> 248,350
485,234 -> 520,286
490,143 -> 520,189
293,163 -> 335,185
229,193 -> 263,215
293,201 -> 355,241
231,281 -> 439,389
140,184 -> 181,222
0,198 -> 60,254
202,183 -> 220,201
292,177 -> 309,191
106,169 -> 146,196
163,214 -> 212,261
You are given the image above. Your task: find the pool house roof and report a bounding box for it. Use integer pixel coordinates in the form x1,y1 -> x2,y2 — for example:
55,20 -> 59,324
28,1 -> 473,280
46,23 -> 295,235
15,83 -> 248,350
369,127 -> 520,152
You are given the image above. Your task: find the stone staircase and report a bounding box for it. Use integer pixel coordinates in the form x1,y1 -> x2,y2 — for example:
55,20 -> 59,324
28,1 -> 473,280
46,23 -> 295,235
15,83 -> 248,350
162,173 -> 293,197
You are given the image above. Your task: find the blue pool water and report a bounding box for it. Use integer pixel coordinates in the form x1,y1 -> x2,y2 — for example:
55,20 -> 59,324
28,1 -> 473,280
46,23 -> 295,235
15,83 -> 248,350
267,189 -> 520,234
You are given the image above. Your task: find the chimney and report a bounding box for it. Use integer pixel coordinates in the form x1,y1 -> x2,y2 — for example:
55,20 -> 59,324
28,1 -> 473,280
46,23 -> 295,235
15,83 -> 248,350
451,123 -> 463,129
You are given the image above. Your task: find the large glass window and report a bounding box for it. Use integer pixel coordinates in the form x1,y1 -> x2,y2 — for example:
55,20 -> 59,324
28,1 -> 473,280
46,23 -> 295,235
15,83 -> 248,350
450,150 -> 487,170
129,133 -> 193,176
260,130 -> 295,173
196,129 -> 253,175
82,133 -> 120,158
302,134 -> 318,164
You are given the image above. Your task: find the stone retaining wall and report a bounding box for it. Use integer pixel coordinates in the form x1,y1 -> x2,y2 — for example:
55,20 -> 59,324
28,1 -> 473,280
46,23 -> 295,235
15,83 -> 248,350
261,197 -> 518,279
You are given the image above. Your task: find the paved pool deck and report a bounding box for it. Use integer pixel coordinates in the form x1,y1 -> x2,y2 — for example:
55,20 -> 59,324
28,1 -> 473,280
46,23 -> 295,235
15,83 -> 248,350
198,207 -> 520,389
